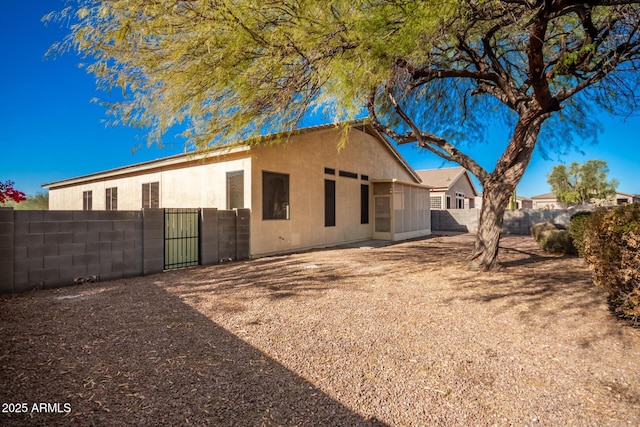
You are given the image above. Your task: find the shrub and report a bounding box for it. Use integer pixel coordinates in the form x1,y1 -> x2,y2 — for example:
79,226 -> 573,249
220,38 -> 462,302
532,222 -> 575,254
532,222 -> 561,241
583,205 -> 640,324
569,211 -> 592,257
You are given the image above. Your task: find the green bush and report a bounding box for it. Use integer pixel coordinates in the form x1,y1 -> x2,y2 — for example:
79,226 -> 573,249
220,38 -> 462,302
583,205 -> 640,324
569,211 -> 592,257
532,222 -> 575,254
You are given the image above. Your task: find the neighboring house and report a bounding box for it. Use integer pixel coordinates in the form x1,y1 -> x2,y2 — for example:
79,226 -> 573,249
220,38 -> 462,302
531,191 -> 640,208
43,122 -> 432,257
416,167 -> 478,210
475,194 -> 532,210
514,195 -> 533,209
614,192 -> 640,205
531,192 -> 565,209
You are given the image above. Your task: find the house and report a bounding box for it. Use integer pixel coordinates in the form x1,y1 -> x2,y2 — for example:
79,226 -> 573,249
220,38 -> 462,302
475,194 -> 532,210
43,122 -> 432,257
614,192 -> 640,205
415,167 -> 478,210
531,191 -> 640,209
531,192 -> 564,209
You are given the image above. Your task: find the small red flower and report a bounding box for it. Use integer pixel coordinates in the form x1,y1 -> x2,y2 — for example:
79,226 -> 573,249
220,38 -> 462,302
0,180 -> 27,204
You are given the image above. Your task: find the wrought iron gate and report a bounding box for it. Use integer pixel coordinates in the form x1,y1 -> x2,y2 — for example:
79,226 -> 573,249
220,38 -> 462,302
164,209 -> 200,269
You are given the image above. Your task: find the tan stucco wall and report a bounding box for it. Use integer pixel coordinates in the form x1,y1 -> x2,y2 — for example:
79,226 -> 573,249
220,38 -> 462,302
48,154 -> 252,210
429,175 -> 476,209
249,127 -> 418,256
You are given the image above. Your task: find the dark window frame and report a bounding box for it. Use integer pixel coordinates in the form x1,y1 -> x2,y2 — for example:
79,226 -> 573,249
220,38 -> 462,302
83,190 -> 92,211
142,182 -> 160,209
361,184 -> 369,224
262,171 -> 290,220
338,170 -> 358,179
106,187 -> 118,211
226,170 -> 244,210
325,179 -> 336,227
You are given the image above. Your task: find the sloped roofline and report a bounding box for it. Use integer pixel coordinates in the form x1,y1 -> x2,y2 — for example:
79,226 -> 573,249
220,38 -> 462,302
415,166 -> 478,196
43,119 -> 421,189
530,192 -> 557,199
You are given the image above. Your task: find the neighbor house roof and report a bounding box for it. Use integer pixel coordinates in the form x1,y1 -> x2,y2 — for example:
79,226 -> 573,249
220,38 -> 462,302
415,167 -> 478,196
43,120 -> 421,189
616,191 -> 640,198
530,192 -> 557,200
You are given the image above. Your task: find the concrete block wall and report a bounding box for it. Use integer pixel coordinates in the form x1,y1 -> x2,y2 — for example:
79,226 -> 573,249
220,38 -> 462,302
431,209 -> 480,233
142,209 -> 164,275
432,208 -> 588,235
235,208 -> 250,261
1,208 -> 251,294
0,208 -> 14,290
1,210 -> 146,293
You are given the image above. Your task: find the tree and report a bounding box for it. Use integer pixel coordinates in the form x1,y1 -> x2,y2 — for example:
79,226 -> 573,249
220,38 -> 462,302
49,0 -> 640,270
0,180 -> 26,205
547,160 -> 618,205
3,191 -> 49,210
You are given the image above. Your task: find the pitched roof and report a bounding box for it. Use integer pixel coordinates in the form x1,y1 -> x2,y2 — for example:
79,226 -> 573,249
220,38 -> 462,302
43,120 -> 420,189
415,167 -> 478,196
530,192 -> 557,199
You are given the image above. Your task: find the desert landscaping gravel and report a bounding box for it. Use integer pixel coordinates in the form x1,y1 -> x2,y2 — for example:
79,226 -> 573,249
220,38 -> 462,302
1,233 -> 639,426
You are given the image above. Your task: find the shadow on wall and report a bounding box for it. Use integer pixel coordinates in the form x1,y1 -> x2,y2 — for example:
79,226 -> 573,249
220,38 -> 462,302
0,279 -> 387,426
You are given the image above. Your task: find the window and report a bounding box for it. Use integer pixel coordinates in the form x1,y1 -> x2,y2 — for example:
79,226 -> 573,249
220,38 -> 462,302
262,171 -> 289,220
83,191 -> 92,211
106,187 -> 117,211
456,192 -> 465,209
142,182 -> 160,208
430,196 -> 442,210
325,180 -> 336,227
324,167 -> 335,175
226,171 -> 244,209
446,196 -> 451,209
361,184 -> 369,224
338,170 -> 358,179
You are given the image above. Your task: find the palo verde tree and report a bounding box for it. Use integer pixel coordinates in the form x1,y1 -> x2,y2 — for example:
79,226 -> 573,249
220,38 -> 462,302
49,0 -> 640,270
547,160 -> 618,205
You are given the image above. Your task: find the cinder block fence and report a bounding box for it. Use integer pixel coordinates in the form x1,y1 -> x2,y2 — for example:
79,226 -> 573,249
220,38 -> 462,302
0,208 -> 250,293
430,207 -> 588,234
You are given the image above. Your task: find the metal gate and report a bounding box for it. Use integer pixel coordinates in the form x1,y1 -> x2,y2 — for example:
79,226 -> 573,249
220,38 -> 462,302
164,209 -> 200,270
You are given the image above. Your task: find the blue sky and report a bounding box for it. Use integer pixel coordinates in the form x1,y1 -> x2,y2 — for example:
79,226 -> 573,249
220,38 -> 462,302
1,1 -> 638,198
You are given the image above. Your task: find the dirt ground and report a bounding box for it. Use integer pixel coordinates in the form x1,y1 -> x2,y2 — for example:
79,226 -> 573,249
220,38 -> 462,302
1,233 -> 639,426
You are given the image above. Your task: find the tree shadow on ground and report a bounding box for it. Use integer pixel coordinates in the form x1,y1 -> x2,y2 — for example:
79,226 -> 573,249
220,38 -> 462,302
0,281 -> 387,426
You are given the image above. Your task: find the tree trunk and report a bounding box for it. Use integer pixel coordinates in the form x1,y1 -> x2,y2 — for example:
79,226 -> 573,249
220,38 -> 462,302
467,110 -> 545,270
467,180 -> 515,270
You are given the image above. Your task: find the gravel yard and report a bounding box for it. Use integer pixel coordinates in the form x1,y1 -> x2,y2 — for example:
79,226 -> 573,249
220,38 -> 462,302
1,233 -> 639,426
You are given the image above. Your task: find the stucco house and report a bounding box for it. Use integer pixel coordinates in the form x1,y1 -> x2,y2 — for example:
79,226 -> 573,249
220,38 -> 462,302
43,122 -> 431,257
531,191 -> 640,208
614,192 -> 640,205
415,167 -> 478,210
474,194 -> 532,210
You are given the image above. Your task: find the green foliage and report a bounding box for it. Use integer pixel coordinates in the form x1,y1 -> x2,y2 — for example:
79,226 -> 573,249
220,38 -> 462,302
46,1 -> 640,152
46,0 -> 640,269
583,205 -> 640,324
532,222 -> 575,254
547,160 -> 618,205
569,211 -> 592,258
